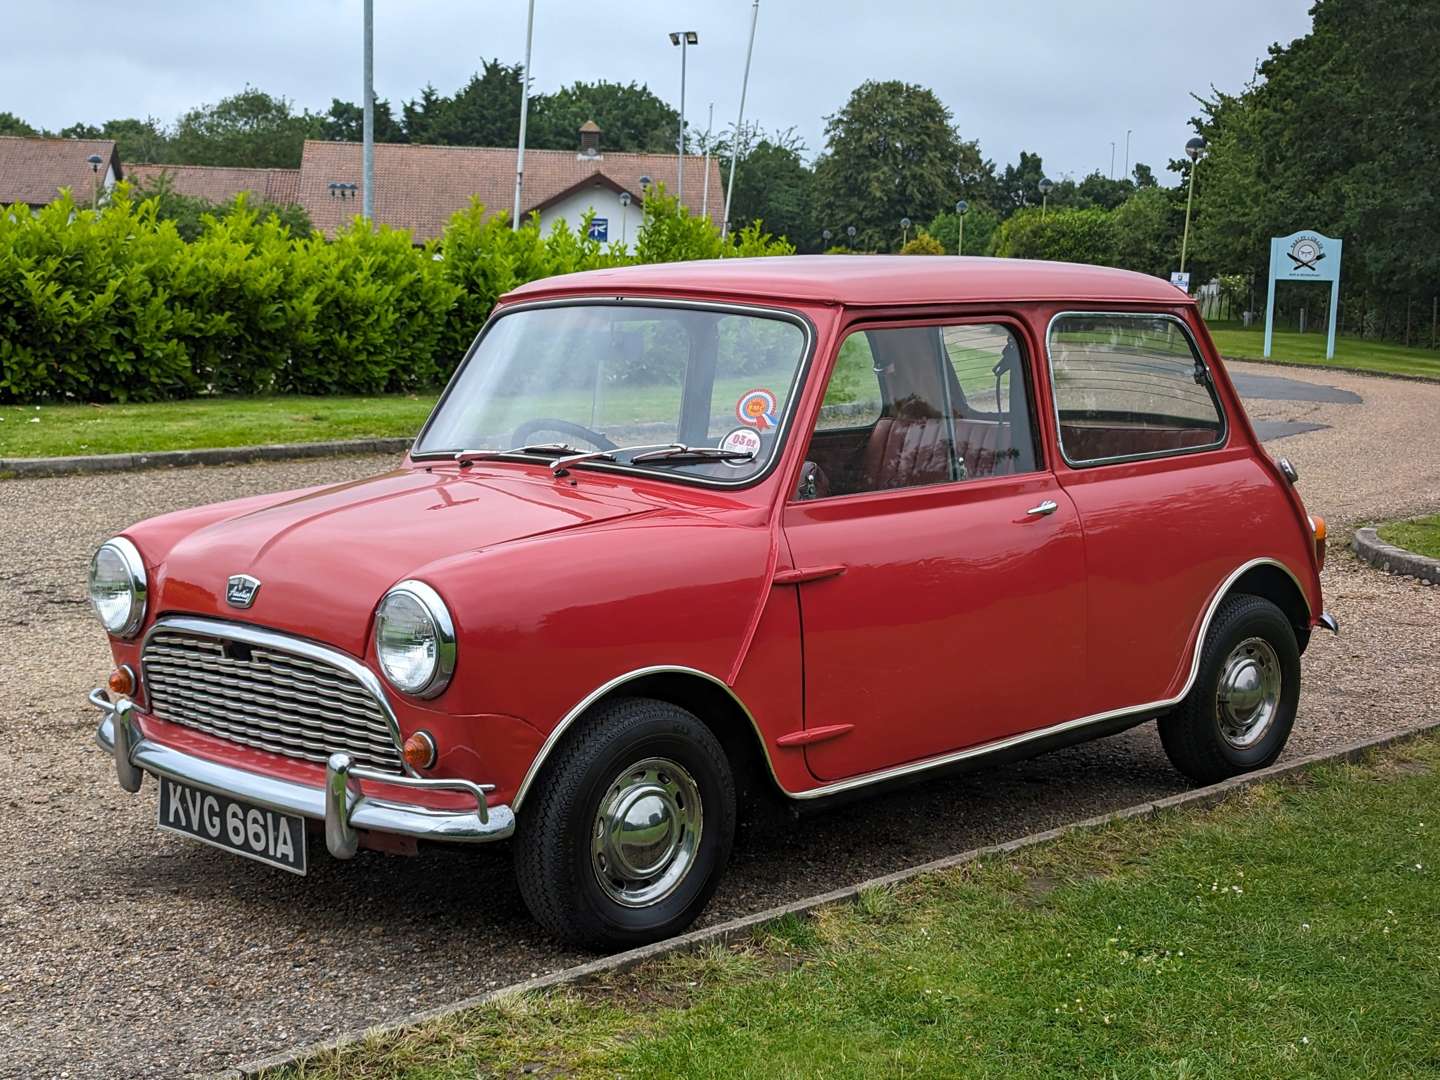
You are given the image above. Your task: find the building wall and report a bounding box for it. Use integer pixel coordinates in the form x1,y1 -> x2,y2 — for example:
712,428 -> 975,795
535,183 -> 640,252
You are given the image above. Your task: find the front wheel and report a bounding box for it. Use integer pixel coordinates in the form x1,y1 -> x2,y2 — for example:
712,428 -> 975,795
513,697 -> 736,950
1159,593 -> 1301,784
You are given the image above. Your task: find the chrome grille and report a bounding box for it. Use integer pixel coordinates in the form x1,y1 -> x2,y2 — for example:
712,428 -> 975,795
142,628 -> 404,775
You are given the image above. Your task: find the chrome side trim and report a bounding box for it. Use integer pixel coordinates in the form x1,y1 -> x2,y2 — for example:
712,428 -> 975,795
1044,310 -> 1230,469
94,695 -> 511,855
511,558 -> 1310,809
142,616 -> 415,777
511,664 -> 780,811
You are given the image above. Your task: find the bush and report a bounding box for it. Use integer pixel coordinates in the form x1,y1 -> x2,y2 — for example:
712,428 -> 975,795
900,232 -> 945,255
988,207 -> 1118,266
0,183 -> 794,403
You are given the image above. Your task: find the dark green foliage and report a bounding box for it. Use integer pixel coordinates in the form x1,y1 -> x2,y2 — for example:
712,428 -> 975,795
320,98 -> 407,144
990,206 -> 1119,266
128,172 -> 312,242
0,187 -> 791,404
167,87 -> 323,168
727,131 -> 817,251
401,61 -> 524,147
529,81 -> 679,152
0,112 -> 40,137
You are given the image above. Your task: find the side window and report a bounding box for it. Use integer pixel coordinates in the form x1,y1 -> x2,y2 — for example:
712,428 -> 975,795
795,322 -> 1039,501
1048,314 -> 1225,466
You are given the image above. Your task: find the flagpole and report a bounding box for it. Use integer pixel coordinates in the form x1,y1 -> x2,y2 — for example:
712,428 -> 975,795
721,0 -> 759,239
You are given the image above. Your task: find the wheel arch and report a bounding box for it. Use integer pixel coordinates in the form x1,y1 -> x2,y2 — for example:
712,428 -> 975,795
1227,561 -> 1313,654
511,667 -> 780,812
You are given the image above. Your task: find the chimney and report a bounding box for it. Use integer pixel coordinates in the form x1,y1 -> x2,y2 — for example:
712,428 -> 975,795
578,120 -> 602,159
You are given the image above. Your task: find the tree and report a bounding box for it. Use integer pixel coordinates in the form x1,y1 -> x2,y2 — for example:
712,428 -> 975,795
0,112 -> 39,137
926,204 -> 1000,257
321,98 -> 406,143
125,173 -> 311,240
812,80 -> 987,251
726,130 -> 815,249
168,87 -> 321,168
1110,185 -> 1179,277
990,207 -> 1117,265
529,80 -> 679,152
997,151 -> 1047,215
402,60 -> 523,146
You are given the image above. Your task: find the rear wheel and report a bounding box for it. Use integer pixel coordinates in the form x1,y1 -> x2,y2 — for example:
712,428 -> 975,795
1159,593 -> 1301,784
514,697 -> 735,950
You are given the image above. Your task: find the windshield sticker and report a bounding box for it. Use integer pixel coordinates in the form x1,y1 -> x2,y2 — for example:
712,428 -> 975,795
736,388 -> 779,430
718,427 -> 763,466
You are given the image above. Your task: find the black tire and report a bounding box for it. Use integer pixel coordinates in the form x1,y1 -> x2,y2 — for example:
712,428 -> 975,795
513,697 -> 736,950
1159,593 -> 1301,785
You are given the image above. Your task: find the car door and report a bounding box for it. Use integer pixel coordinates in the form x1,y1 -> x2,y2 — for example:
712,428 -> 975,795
781,317 -> 1087,783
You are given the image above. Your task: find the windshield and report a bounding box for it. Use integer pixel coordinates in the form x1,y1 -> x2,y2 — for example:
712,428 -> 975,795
414,303 -> 810,483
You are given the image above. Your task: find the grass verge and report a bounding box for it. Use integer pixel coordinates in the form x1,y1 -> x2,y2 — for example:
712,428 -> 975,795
0,395 -> 437,459
268,735 -> 1440,1080
1377,514 -> 1440,560
1207,320 -> 1440,380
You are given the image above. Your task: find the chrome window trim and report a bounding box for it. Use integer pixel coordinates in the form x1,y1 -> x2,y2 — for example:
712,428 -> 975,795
94,536 -> 148,639
1045,310 -> 1229,469
512,557 -> 1308,809
376,579 -> 457,699
140,615 -> 415,777
409,296 -> 818,491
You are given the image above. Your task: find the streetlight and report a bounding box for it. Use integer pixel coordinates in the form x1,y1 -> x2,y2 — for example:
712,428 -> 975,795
619,190 -> 632,248
669,30 -> 698,211
86,153 -> 103,207
955,200 -> 969,256
900,217 -> 911,246
1124,128 -> 1132,181
846,225 -> 856,250
1179,135 -> 1207,274
1109,140 -> 1116,180
821,228 -> 832,250
1038,177 -> 1054,220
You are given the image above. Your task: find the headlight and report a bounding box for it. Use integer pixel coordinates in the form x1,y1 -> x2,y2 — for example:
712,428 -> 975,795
374,580 -> 456,698
88,537 -> 147,638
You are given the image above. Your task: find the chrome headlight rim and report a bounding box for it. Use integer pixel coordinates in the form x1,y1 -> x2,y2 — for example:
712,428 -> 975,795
375,579 -> 457,699
89,537 -> 147,638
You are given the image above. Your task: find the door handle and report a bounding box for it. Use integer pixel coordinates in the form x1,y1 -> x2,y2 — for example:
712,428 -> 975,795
1026,499 -> 1059,517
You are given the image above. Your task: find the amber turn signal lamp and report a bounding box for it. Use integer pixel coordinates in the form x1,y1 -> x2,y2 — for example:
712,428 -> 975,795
1311,515 -> 1327,570
403,730 -> 437,770
108,665 -> 135,698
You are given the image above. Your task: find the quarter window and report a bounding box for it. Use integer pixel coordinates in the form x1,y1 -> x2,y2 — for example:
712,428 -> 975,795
1048,314 -> 1225,465
794,322 -> 1039,500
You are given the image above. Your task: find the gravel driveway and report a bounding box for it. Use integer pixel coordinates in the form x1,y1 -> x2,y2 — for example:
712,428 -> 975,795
3,360 -> 1438,1079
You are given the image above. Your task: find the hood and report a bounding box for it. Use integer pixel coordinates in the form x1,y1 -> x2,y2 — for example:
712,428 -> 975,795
153,466 -> 653,654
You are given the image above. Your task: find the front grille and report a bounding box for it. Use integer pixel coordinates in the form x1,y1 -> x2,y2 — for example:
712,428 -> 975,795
142,628 -> 405,775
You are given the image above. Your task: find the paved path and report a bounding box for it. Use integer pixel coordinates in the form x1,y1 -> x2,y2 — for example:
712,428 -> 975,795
3,362 -> 1439,1079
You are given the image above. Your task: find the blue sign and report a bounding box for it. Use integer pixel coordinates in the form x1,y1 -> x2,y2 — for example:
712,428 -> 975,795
588,217 -> 609,242
1169,271 -> 1191,292
1264,230 -> 1343,359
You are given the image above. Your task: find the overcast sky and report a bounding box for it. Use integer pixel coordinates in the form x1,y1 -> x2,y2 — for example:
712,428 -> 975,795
3,0 -> 1312,182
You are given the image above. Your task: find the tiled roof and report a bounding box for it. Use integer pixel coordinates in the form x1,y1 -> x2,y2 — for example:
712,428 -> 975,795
298,139 -> 724,242
125,163 -> 302,205
0,136 -> 120,207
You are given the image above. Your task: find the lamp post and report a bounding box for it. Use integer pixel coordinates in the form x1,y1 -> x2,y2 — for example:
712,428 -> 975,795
722,0 -> 760,238
669,30 -> 698,211
900,217 -> 911,247
1038,177 -> 1053,220
954,200 -> 969,255
1179,135 -> 1207,274
846,225 -> 856,250
86,153 -> 103,208
362,0 -> 374,222
512,0 -> 536,229
821,228 -> 832,250
619,190 -> 631,249
1109,141 -> 1116,180
1124,128 -> 1132,181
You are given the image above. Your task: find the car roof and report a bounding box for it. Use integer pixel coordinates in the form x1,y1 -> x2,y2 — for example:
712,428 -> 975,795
501,255 -> 1191,308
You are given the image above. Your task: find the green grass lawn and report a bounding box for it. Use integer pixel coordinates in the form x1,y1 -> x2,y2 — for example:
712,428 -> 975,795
271,736 -> 1440,1080
1378,514 -> 1440,560
1207,320 -> 1440,379
0,395 -> 438,459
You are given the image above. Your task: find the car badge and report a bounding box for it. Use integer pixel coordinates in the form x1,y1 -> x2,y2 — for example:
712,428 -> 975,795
226,574 -> 262,609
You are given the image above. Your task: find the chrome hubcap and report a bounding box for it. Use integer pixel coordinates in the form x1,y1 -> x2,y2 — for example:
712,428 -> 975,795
1216,637 -> 1282,749
591,757 -> 703,908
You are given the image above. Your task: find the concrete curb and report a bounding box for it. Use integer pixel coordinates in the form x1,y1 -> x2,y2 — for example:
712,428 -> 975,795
0,437 -> 413,480
1352,526 -> 1440,585
1220,354 -> 1439,384
221,720 -> 1440,1079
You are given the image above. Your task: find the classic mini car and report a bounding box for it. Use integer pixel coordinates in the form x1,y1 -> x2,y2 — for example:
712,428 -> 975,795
89,257 -> 1336,947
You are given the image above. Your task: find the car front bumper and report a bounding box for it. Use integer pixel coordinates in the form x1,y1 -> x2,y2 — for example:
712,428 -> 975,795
91,689 -> 516,859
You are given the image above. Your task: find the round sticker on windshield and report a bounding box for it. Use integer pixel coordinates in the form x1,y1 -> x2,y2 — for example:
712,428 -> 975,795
736,388 -> 779,430
718,427 -> 762,467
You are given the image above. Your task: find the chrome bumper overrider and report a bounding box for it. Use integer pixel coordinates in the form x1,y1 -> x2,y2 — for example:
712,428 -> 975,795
90,689 -> 515,858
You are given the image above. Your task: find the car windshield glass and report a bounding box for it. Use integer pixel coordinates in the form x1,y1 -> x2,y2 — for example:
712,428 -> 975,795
414,304 -> 809,483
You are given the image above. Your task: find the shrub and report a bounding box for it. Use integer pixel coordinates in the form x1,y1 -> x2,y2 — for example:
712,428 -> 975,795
900,232 -> 945,255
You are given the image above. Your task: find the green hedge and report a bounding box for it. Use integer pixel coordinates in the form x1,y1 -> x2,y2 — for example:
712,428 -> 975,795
0,187 -> 793,403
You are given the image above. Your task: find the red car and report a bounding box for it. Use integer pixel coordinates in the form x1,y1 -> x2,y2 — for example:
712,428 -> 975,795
89,257 -> 1335,947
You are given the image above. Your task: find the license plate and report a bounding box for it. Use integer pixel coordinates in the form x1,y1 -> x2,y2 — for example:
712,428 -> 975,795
157,777 -> 308,875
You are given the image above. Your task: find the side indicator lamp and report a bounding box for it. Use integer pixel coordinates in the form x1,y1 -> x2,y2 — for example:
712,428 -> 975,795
1310,515 -> 1327,570
403,730 -> 438,770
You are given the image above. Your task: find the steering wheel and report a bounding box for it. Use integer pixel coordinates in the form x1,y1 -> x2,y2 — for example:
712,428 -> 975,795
509,418 -> 617,452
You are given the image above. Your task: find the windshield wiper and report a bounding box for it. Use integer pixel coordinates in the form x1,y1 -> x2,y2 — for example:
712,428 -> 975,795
452,444 -> 578,467
629,445 -> 757,465
549,443 -> 681,476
